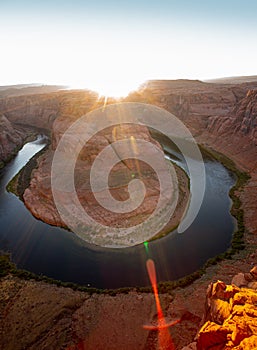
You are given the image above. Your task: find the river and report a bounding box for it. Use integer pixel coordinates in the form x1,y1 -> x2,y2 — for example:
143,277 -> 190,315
0,135 -> 235,289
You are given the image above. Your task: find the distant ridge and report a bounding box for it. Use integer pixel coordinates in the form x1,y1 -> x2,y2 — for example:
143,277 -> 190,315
204,75 -> 257,84
0,84 -> 66,97
0,83 -> 42,90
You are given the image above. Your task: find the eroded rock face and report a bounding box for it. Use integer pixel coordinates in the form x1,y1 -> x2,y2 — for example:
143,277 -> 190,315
126,80 -> 257,132
134,80 -> 257,241
196,274 -> 257,350
206,89 -> 257,172
0,115 -> 27,167
208,89 -> 257,146
0,90 -> 101,131
0,94 -> 60,129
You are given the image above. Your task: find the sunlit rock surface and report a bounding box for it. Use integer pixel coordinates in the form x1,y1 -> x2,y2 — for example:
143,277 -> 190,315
196,271 -> 257,350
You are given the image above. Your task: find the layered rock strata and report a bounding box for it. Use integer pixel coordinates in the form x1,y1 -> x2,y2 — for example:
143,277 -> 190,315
0,115 -> 33,168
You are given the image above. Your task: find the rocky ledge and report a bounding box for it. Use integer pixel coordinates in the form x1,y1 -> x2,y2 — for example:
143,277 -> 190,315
1,262 -> 257,350
183,266 -> 257,350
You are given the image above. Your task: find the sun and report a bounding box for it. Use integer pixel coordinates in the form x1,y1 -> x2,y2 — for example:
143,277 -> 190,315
68,79 -> 140,99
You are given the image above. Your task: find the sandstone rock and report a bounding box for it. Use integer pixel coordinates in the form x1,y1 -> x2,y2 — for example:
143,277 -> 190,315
0,115 -> 30,165
232,293 -> 247,306
181,342 -> 197,350
0,90 -> 100,131
207,89 -> 257,146
233,335 -> 257,350
197,321 -> 229,349
247,282 -> 257,290
196,280 -> 257,349
244,273 -> 254,282
231,273 -> 248,288
210,299 -> 231,324
129,80 -> 257,242
250,266 -> 257,279
128,79 -> 257,133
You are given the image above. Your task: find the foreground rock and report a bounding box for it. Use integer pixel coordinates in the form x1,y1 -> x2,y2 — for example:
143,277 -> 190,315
0,274 -> 196,350
196,277 -> 257,349
1,263 -> 257,349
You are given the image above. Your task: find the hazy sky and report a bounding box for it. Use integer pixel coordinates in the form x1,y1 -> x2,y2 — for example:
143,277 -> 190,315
1,0 -> 257,96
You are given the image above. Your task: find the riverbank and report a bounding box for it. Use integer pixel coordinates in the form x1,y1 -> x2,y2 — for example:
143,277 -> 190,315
2,143 -> 250,295
6,140 -> 50,200
199,145 -> 251,258
0,127 -> 38,170
7,134 -> 191,247
1,242 -> 256,350
3,137 -> 247,291
1,132 -> 256,349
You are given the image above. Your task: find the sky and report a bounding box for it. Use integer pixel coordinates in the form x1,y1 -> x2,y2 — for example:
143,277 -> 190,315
1,0 -> 257,96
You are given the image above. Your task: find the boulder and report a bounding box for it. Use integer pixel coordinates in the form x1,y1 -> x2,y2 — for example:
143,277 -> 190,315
231,273 -> 248,288
196,279 -> 257,349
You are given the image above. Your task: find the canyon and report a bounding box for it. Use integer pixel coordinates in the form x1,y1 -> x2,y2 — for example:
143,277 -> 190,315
0,78 -> 257,349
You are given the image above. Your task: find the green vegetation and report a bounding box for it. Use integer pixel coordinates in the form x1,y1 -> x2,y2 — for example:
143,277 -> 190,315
1,142 -> 250,296
0,252 -> 204,295
6,170 -> 20,194
199,145 -> 250,259
1,131 -> 39,170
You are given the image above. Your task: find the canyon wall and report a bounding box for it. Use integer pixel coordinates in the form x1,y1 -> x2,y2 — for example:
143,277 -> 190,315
206,89 -> 257,167
1,79 -> 257,349
0,90 -> 100,130
0,115 -> 32,167
2,79 -> 257,241
128,80 -> 257,238
0,94 -> 60,130
127,80 -> 257,132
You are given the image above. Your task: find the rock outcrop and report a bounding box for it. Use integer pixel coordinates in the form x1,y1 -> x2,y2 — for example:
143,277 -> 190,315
207,89 -> 257,151
195,267 -> 257,350
0,94 -> 60,130
1,262 -> 257,350
207,89 -> 257,164
126,80 -> 257,132
0,115 -> 32,167
0,90 -> 101,130
128,79 -> 257,240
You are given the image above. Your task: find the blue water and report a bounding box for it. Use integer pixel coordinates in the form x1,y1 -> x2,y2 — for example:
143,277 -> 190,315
0,136 -> 235,288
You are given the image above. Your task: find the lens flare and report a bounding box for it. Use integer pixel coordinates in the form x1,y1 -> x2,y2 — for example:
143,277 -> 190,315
144,259 -> 180,350
144,241 -> 149,255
